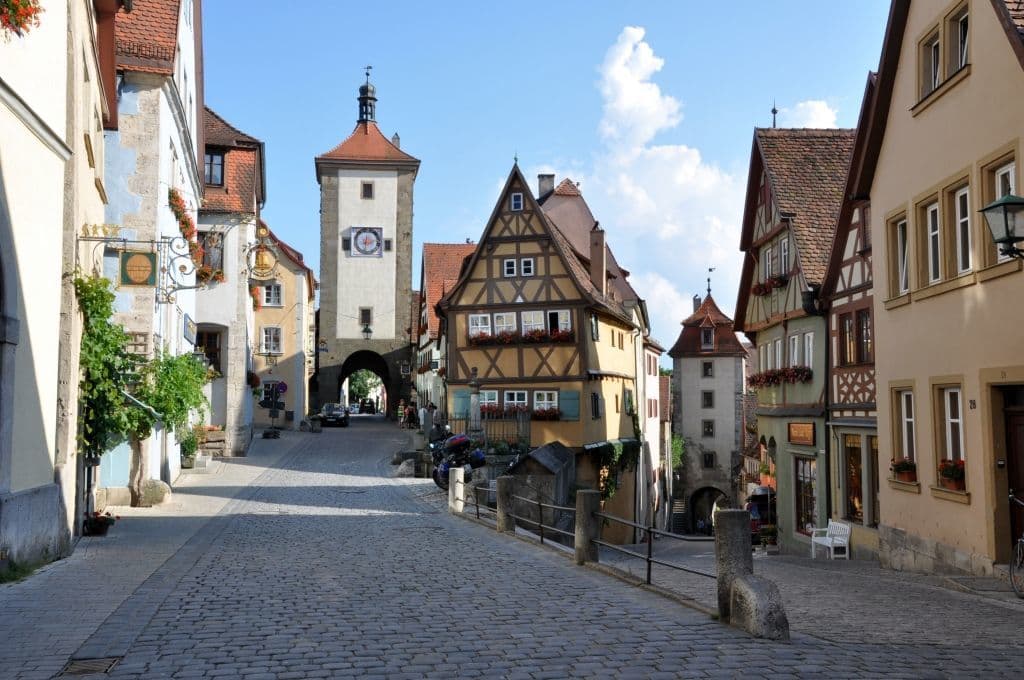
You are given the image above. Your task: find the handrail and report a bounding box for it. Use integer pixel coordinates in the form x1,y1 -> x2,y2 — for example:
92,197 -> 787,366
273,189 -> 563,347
593,510 -> 716,583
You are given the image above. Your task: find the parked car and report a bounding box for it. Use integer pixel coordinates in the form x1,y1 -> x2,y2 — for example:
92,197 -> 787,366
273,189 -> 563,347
320,403 -> 349,427
745,486 -> 777,542
348,403 -> 359,414
358,399 -> 376,414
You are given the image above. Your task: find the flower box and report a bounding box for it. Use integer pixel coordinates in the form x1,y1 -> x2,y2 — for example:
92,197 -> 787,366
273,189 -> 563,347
531,408 -> 561,421
937,459 -> 965,490
747,367 -> 813,388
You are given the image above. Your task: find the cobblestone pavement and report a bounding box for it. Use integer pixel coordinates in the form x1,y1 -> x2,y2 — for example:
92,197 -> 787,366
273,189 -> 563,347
3,418 -> 1023,678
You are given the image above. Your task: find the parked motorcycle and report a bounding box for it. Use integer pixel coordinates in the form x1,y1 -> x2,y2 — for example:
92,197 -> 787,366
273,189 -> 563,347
431,433 -> 487,491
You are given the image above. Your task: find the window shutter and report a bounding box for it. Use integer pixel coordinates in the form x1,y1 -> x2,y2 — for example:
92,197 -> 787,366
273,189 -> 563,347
560,390 -> 580,421
453,389 -> 470,418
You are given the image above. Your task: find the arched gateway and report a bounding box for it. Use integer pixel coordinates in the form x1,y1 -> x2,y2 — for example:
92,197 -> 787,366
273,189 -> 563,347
313,74 -> 420,416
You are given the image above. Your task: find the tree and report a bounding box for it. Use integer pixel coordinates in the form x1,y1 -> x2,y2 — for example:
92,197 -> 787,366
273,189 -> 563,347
348,369 -> 382,401
659,367 -> 673,377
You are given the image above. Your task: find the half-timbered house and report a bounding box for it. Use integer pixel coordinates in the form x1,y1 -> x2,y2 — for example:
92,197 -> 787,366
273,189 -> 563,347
822,73 -> 879,560
437,166 -> 651,541
735,128 -> 855,554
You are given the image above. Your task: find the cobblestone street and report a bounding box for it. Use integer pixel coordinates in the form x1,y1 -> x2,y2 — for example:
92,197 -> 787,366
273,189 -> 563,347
2,418 -> 1023,678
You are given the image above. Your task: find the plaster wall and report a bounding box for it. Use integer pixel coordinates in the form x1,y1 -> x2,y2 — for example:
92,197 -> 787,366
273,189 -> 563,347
254,261 -> 310,428
870,0 -> 1024,573
331,168 -> 398,340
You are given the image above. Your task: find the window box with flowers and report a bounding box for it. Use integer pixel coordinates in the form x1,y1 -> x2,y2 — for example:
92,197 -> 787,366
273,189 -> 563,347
532,407 -> 562,421
196,265 -> 225,285
890,457 -> 917,483
937,459 -> 966,491
1,0 -> 43,38
747,367 -> 812,388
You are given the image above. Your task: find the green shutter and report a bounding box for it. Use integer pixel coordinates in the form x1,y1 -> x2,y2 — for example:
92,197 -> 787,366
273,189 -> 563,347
560,390 -> 580,421
453,389 -> 470,418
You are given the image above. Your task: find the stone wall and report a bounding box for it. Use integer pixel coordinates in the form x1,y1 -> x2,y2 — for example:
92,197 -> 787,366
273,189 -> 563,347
0,484 -> 64,566
879,523 -> 994,576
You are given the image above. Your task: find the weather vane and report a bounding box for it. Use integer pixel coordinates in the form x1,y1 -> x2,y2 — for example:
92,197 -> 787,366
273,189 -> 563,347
364,65 -> 372,83
707,267 -> 715,297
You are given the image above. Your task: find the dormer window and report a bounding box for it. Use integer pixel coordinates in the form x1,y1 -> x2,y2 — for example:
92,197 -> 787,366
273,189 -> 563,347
510,192 -> 524,211
204,151 -> 223,186
701,328 -> 714,350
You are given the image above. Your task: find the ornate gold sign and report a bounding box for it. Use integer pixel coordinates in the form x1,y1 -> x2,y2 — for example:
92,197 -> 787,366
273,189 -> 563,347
119,250 -> 157,287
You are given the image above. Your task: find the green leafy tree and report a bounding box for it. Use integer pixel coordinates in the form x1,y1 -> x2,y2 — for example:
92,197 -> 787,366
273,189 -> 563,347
659,367 -> 673,376
671,434 -> 686,470
348,369 -> 381,401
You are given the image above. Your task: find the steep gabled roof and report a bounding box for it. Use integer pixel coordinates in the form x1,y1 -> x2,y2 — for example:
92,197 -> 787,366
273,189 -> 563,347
115,0 -> 180,75
753,128 -> 855,286
420,243 -> 477,340
204,107 -> 259,147
669,295 -> 747,358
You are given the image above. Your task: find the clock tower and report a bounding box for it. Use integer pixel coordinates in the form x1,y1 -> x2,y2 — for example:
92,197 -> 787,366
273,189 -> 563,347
314,74 -> 420,412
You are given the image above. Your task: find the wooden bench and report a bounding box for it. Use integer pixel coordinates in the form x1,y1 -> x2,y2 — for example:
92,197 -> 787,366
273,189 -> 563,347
810,520 -> 850,559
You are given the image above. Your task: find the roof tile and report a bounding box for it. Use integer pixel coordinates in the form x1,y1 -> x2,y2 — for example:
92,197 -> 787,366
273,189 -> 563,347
421,243 -> 477,339
114,0 -> 180,75
668,295 -> 747,358
317,121 -> 419,163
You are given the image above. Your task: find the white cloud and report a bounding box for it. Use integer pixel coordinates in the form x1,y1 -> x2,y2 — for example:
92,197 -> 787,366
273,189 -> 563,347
581,26 -> 745,346
780,99 -> 838,128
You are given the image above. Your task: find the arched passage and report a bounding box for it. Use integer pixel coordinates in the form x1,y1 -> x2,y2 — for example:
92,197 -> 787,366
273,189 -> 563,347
339,350 -> 391,415
689,485 -> 728,535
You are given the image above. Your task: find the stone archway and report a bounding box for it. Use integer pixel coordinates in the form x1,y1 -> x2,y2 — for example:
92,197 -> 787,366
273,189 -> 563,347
689,485 -> 729,535
316,341 -> 412,420
339,350 -> 392,414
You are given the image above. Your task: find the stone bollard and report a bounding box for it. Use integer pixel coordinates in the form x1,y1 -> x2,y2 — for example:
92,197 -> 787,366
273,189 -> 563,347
448,466 -> 464,514
574,489 -> 601,565
714,509 -> 753,621
496,476 -> 515,533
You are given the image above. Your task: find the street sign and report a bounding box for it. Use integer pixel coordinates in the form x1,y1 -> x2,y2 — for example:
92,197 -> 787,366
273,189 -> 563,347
276,381 -> 288,394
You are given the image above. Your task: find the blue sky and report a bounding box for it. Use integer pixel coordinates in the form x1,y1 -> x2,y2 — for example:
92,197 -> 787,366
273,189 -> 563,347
203,1 -> 890,355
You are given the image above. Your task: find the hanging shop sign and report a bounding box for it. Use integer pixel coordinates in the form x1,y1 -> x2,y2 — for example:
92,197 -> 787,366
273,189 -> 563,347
119,250 -> 158,287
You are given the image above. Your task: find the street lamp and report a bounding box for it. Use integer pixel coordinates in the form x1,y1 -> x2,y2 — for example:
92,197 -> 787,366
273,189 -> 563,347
980,194 -> 1024,260
361,324 -> 372,341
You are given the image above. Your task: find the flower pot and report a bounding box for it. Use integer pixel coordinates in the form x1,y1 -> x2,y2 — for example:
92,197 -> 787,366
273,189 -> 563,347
181,455 -> 195,469
939,477 -> 965,491
895,470 -> 916,483
83,521 -> 110,536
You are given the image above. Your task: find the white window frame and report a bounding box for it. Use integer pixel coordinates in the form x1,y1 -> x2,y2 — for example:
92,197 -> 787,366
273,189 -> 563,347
520,258 -> 535,276
503,258 -> 516,277
774,339 -> 782,371
534,390 -> 558,410
493,312 -> 516,334
896,219 -> 910,294
763,246 -> 773,280
803,332 -> 813,368
521,310 -> 545,333
898,390 -> 916,462
943,387 -> 964,461
995,162 -> 1016,262
927,36 -> 941,93
263,283 -> 282,307
480,390 -> 498,407
468,313 -> 491,338
955,186 -> 971,274
759,344 -> 767,372
261,326 -> 282,355
779,237 -> 789,273
548,309 -> 572,332
700,328 -> 714,350
504,390 -> 528,409
926,202 -> 941,284
510,192 -> 524,211
957,12 -> 969,70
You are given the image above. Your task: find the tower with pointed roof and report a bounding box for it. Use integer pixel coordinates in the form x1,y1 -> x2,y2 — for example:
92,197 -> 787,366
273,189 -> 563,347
668,294 -> 749,531
314,76 -> 420,411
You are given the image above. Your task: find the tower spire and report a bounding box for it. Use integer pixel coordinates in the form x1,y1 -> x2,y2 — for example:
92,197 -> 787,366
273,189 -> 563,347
771,100 -> 778,128
358,65 -> 377,123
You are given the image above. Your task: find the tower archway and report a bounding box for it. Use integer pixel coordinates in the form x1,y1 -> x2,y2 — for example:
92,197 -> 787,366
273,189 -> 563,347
338,350 -> 392,414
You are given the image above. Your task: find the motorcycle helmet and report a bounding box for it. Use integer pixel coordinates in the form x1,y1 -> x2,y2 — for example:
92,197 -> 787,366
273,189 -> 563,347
469,448 -> 487,469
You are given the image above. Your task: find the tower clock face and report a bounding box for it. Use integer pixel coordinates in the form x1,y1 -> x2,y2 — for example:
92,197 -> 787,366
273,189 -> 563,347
352,227 -> 383,256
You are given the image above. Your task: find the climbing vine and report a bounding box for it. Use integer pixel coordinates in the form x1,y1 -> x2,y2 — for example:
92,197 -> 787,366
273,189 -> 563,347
590,439 -> 640,500
74,275 -> 133,459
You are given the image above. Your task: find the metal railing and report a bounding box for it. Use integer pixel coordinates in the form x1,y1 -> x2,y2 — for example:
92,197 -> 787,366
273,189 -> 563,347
510,494 -> 575,545
466,483 -> 498,521
593,511 -> 715,585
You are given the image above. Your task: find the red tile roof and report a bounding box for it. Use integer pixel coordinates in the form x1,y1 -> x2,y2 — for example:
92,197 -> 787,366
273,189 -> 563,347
265,221 -> 316,301
659,375 -> 671,423
1005,0 -> 1024,38
553,178 -> 581,196
115,0 -> 180,75
202,108 -> 264,213
669,295 -> 747,358
420,243 -> 477,340
317,122 -> 419,164
755,128 -> 855,286
204,107 -> 259,147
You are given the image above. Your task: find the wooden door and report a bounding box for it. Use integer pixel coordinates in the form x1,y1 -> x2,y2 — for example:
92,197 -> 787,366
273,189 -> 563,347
1007,413 -> 1024,542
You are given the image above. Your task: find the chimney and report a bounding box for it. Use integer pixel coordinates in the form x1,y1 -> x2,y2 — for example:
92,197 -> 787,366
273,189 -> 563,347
391,132 -> 401,149
692,295 -> 701,312
538,173 -> 555,198
589,222 -> 607,297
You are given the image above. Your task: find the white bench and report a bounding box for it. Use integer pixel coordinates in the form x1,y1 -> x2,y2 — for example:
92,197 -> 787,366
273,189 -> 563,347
810,520 -> 850,559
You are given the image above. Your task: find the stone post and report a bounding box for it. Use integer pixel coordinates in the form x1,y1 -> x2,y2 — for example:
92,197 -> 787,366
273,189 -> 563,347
714,508 -> 752,621
448,466 -> 464,514
496,476 -> 515,533
575,489 -> 601,565
467,366 -> 483,441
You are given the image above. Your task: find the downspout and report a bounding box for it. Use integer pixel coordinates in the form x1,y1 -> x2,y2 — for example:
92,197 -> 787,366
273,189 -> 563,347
122,389 -> 161,421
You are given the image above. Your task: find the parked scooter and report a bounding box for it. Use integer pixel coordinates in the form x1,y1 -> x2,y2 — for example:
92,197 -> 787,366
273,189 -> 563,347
431,433 -> 487,491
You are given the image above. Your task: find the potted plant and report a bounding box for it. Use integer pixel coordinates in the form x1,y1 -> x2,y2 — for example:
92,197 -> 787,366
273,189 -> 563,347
891,457 -> 917,483
760,524 -> 779,554
179,428 -> 199,468
759,461 -> 773,486
83,511 -> 118,536
938,459 -> 966,491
